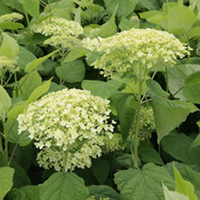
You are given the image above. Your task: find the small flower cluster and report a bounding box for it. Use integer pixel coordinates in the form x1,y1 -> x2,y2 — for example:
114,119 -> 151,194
0,56 -> 18,77
91,28 -> 190,77
0,12 -> 23,23
31,16 -> 83,37
87,196 -> 110,200
17,88 -> 114,171
131,106 -> 155,140
81,37 -> 103,51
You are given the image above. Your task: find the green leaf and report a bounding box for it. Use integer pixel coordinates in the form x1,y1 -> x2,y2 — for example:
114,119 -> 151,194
39,172 -> 89,200
163,184 -> 189,200
92,159 -> 110,184
119,17 -> 139,31
0,85 -> 11,116
0,1 -> 12,15
98,5 -> 118,38
168,64 -> 200,100
0,32 -> 19,59
139,146 -> 164,165
0,167 -> 14,200
11,185 -> 39,200
26,78 -> 52,105
0,152 -> 6,167
16,70 -> 42,100
25,49 -> 59,73
114,163 -> 174,200
18,0 -> 39,18
136,0 -> 161,11
174,166 -> 198,200
183,71 -> 200,104
146,79 -> 169,98
152,97 -> 190,143
168,5 -> 197,35
161,133 -> 200,166
191,134 -> 200,149
188,26 -> 200,39
2,0 -> 23,12
173,100 -> 199,113
56,60 -> 85,83
88,185 -> 120,200
104,0 -> 139,20
64,47 -> 91,63
111,92 -> 136,140
0,22 -> 24,30
82,80 -> 123,99
115,154 -> 134,169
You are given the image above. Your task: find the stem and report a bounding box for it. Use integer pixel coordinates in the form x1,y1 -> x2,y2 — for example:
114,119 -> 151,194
0,135 -> 3,153
14,72 -> 18,97
8,143 -> 18,166
165,67 -> 169,93
133,78 -> 143,169
63,150 -> 69,173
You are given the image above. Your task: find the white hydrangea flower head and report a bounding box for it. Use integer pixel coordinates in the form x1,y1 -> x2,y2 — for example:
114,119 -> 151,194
91,28 -> 190,77
0,12 -> 23,23
0,56 -> 18,77
81,37 -> 103,51
17,88 -> 114,171
31,16 -> 83,37
44,35 -> 81,50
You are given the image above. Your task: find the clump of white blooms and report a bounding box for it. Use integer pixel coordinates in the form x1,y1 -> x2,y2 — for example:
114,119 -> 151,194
17,88 -> 115,171
44,35 -> 81,50
0,12 -> 23,23
0,55 -> 18,77
31,16 -> 83,37
81,37 -> 103,51
91,28 -> 190,77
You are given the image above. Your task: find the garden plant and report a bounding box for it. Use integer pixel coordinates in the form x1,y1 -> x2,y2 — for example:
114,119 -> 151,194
0,0 -> 200,200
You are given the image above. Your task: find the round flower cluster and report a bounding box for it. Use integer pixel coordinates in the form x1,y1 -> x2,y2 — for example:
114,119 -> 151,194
0,12 -> 23,23
91,28 -> 190,77
131,106 -> 155,140
81,37 -> 103,51
17,88 -> 114,171
0,56 -> 18,77
31,16 -> 83,37
44,35 -> 81,50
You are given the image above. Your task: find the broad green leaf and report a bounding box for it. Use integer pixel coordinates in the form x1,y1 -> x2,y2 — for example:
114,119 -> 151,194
174,166 -> 198,200
0,22 -> 24,30
16,70 -> 42,100
0,167 -> 14,200
64,47 -> 91,63
115,154 -> 134,169
161,133 -> 200,166
88,185 -> 120,200
163,184 -> 189,200
104,0 -> 139,20
25,49 -> 59,73
92,159 -> 110,184
188,26 -> 200,39
26,79 -> 52,105
74,7 -> 81,24
0,1 -> 12,15
119,17 -> 139,31
56,60 -> 85,83
39,172 -> 89,200
2,0 -> 23,12
6,121 -> 31,146
0,32 -> 19,59
11,185 -> 39,200
0,152 -> 6,167
0,85 -> 11,115
168,5 -> 197,35
114,163 -> 174,200
139,146 -> 164,165
136,0 -> 161,11
10,159 -> 31,188
168,64 -> 200,100
173,100 -> 199,113
191,134 -> 200,149
152,97 -> 190,143
18,0 -> 39,18
82,80 -> 123,99
183,71 -> 200,104
111,92 -> 136,140
146,79 -> 169,98
98,5 -> 118,38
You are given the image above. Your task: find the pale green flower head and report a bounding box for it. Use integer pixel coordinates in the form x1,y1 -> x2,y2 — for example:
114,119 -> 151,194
92,28 -> 190,77
0,56 -> 18,77
81,37 -> 103,51
0,12 -> 23,23
17,88 -> 114,171
31,16 -> 83,36
44,35 -> 81,50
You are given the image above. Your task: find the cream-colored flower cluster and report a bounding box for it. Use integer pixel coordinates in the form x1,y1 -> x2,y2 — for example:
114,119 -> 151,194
0,56 -> 18,77
31,16 -> 83,37
81,37 -> 103,51
17,88 -> 114,171
91,28 -> 190,77
0,12 -> 23,23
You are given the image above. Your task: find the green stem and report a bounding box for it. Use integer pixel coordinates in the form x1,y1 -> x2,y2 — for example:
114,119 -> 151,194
14,72 -> 18,97
133,78 -> 143,169
63,150 -> 69,173
0,135 -> 3,153
165,67 -> 169,93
